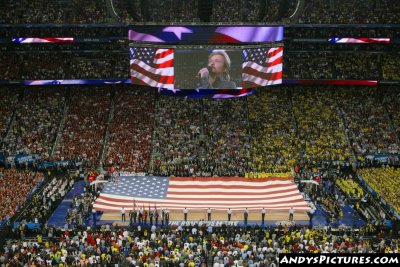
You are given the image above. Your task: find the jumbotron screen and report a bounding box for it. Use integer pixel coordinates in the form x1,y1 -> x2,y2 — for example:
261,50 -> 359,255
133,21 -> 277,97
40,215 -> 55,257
129,47 -> 283,90
128,26 -> 284,43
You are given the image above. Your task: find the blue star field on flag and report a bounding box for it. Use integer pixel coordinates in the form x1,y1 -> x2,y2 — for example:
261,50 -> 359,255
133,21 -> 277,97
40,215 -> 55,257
130,47 -> 157,65
102,176 -> 169,199
243,48 -> 269,65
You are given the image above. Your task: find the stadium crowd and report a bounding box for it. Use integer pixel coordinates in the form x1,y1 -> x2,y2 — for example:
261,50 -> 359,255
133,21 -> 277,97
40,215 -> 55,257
298,0 -> 400,24
383,87 -> 400,139
248,89 -> 299,174
70,53 -> 127,80
383,55 -> 400,81
104,88 -> 154,173
4,88 -> 65,157
0,168 -> 44,222
0,0 -> 109,24
338,89 -> 399,159
151,97 -> 202,177
0,223 -> 397,266
285,54 -> 334,80
0,54 -> 21,81
20,54 -> 69,80
211,0 -> 248,23
0,0 -> 398,24
72,0 -> 109,24
9,52 -> 128,81
0,87 -> 18,144
335,176 -> 364,201
0,87 -> 399,176
292,89 -> 351,168
334,54 -> 380,80
202,98 -> 250,177
358,167 -> 400,214
145,0 -> 198,23
54,87 -> 110,167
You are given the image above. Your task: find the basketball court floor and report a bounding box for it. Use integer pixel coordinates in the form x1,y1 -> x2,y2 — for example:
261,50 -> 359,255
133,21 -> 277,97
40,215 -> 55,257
99,209 -> 309,226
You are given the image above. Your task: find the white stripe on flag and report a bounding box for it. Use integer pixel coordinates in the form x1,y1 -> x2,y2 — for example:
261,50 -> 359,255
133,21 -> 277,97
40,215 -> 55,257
93,203 -> 310,211
130,59 -> 174,76
242,73 -> 282,86
131,71 -> 174,89
153,53 -> 174,64
242,62 -> 282,74
267,50 -> 283,63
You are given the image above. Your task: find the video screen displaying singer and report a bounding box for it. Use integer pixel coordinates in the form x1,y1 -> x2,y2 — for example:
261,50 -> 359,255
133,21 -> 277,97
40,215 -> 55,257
174,49 -> 242,89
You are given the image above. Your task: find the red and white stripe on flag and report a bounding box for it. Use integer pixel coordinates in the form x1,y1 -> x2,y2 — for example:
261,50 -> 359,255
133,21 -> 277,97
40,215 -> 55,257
94,176 -> 310,212
130,48 -> 174,89
242,47 -> 283,88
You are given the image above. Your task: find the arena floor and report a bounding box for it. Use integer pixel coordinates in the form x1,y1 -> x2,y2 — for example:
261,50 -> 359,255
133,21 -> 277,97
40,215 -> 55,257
100,209 -> 309,225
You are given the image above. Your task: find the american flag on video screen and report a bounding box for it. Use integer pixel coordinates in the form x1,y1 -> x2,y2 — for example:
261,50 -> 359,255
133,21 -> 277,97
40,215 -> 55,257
328,37 -> 390,44
12,37 -> 74,43
93,176 -> 310,211
242,47 -> 283,88
130,47 -> 174,89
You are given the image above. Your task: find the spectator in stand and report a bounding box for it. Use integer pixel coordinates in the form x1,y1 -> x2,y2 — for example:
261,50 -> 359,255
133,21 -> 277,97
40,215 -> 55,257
248,88 -> 300,174
358,167 -> 400,214
292,88 -> 351,169
104,88 -> 154,173
212,0 -> 297,23
334,54 -> 380,80
0,224 -> 396,266
382,87 -> 400,142
383,55 -> 400,81
211,0 -> 242,23
21,54 -> 69,80
70,53 -> 128,79
202,98 -> 250,177
1,0 -> 399,24
286,54 -> 334,80
0,54 -> 21,80
4,87 -> 65,157
0,168 -> 43,222
0,88 -> 19,143
298,0 -> 400,24
151,96 -> 202,177
72,0 -> 109,24
338,88 -> 399,160
146,0 -> 199,22
0,0 -> 109,24
55,87 -> 111,167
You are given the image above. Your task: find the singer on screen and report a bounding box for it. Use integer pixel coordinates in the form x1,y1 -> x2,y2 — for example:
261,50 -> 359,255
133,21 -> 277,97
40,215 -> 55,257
197,50 -> 237,89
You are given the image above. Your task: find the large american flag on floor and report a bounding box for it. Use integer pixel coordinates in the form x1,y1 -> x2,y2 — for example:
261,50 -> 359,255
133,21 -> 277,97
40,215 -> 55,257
130,47 -> 174,89
93,176 -> 310,211
242,47 -> 283,88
